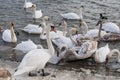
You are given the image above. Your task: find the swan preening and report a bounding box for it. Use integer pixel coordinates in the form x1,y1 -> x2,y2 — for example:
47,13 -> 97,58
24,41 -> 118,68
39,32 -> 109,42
14,23 -> 55,76
94,44 -> 120,63
24,0 -> 33,9
2,21 -> 17,43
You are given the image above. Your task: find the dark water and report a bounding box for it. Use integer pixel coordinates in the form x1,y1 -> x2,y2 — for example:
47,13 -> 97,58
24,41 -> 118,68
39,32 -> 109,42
0,0 -> 120,77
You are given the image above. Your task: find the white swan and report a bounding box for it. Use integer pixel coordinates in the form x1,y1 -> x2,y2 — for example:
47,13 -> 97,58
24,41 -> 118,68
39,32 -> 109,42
97,14 -> 120,34
102,22 -> 120,33
32,4 -> 42,19
22,16 -> 49,34
85,29 -> 107,39
94,44 -> 120,63
24,0 -> 33,9
13,39 -> 43,53
64,40 -> 98,61
2,22 -> 17,42
14,23 -> 55,76
22,24 -> 42,34
61,5 -> 83,20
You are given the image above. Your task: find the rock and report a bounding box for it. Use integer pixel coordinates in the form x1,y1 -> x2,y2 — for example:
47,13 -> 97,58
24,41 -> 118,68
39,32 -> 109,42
80,68 -> 91,75
0,68 -> 12,80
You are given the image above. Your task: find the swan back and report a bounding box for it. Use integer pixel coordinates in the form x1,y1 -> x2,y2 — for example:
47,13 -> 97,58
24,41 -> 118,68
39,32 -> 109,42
14,49 -> 51,76
85,29 -> 107,38
102,22 -> 120,33
22,24 -> 42,34
61,12 -> 80,20
78,40 -> 98,58
14,39 -> 38,53
2,29 -> 11,42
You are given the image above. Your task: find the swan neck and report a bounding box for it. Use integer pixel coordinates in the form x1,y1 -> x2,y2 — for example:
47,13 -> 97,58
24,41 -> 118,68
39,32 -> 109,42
10,26 -> 17,42
108,49 -> 120,62
63,21 -> 67,36
79,7 -> 83,19
82,21 -> 88,34
69,29 -> 77,45
46,25 -> 55,56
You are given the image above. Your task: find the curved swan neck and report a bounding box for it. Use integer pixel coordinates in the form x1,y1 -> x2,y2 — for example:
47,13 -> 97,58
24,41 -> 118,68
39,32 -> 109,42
69,28 -> 77,45
10,22 -> 17,42
108,49 -> 120,62
63,21 -> 67,36
80,20 -> 88,34
46,24 -> 55,56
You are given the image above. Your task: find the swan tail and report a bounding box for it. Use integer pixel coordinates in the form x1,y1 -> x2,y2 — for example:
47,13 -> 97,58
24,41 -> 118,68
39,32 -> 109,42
14,67 -> 33,76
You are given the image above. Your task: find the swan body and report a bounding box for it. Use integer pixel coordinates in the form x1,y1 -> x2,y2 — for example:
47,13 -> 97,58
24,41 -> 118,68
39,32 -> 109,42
102,22 -> 120,33
22,24 -> 42,34
32,4 -> 42,19
14,23 -> 55,76
94,44 -> 110,63
61,12 -> 80,20
61,5 -> 83,20
65,40 -> 98,61
2,22 -> 17,42
24,0 -> 33,9
14,39 -> 43,53
85,29 -> 107,39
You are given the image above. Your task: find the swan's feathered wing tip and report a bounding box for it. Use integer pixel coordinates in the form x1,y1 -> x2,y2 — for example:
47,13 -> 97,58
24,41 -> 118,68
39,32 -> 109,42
14,69 -> 25,76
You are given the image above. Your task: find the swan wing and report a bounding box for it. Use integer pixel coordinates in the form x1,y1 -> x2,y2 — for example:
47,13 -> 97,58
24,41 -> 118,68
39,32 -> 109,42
24,2 -> 33,8
22,24 -> 42,34
14,39 -> 38,53
15,49 -> 50,75
85,29 -> 107,38
61,12 -> 80,20
102,22 -> 120,33
2,29 -> 11,42
33,10 -> 43,19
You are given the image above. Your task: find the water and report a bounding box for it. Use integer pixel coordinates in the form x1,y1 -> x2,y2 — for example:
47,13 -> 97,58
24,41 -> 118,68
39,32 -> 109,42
0,0 -> 120,77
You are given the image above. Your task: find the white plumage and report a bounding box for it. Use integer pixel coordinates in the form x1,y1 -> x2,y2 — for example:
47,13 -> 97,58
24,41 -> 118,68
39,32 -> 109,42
32,4 -> 42,19
102,22 -> 120,33
13,39 -> 42,53
22,24 -> 42,34
14,23 -> 55,76
85,29 -> 107,38
94,44 -> 110,63
61,12 -> 80,20
24,0 -> 33,9
2,22 -> 17,42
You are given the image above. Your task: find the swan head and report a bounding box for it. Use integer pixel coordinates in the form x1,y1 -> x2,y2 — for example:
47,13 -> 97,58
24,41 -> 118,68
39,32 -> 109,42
32,4 -> 36,8
50,24 -> 56,32
10,21 -> 14,27
43,16 -> 50,21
